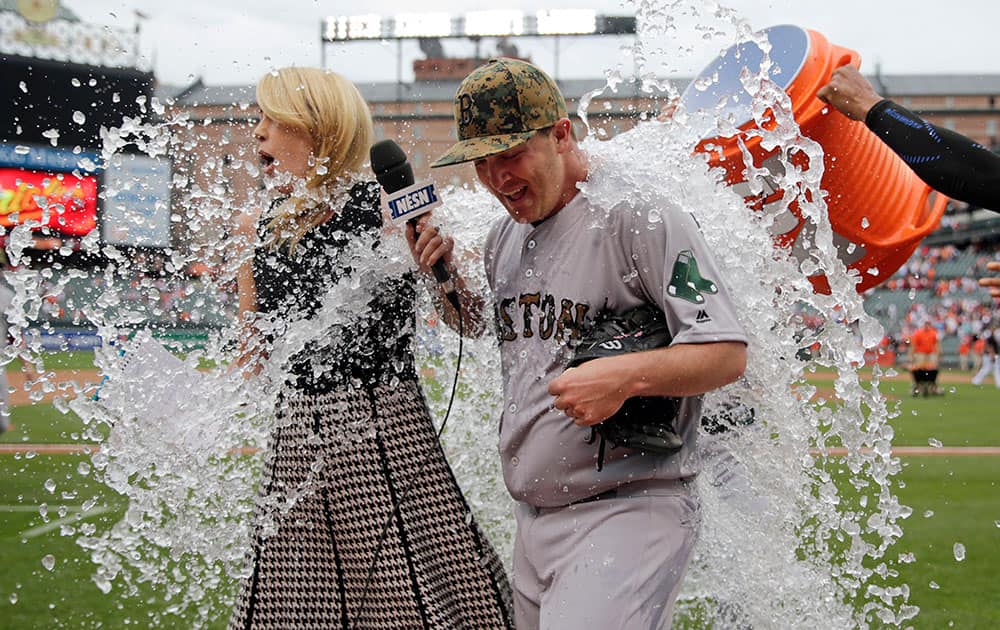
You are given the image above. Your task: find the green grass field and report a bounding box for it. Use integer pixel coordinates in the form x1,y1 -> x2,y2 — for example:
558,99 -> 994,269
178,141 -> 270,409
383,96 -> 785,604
2,354 -> 1000,628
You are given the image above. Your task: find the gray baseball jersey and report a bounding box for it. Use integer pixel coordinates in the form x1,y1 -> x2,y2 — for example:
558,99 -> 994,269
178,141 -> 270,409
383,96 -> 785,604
484,189 -> 747,508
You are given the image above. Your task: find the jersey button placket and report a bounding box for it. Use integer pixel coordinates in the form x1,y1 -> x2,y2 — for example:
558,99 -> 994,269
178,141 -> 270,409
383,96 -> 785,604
522,236 -> 537,280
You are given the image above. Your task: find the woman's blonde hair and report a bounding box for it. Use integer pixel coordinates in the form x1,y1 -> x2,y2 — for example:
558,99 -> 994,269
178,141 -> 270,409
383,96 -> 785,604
256,67 -> 375,249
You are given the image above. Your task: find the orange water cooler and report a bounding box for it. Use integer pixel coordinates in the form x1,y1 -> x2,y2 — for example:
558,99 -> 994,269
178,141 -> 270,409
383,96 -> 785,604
680,24 -> 947,293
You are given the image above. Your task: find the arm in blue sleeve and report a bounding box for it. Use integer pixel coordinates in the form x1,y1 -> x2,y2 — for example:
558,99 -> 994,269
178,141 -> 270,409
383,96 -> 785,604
865,99 -> 1000,212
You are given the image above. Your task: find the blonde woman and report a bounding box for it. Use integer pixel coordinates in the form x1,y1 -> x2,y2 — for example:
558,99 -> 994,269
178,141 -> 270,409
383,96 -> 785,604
229,67 -> 513,629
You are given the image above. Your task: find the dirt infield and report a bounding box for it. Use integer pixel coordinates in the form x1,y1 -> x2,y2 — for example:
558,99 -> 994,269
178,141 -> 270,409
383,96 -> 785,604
8,365 -> 987,406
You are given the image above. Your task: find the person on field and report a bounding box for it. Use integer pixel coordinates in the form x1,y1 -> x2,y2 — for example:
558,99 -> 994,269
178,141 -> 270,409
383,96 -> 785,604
971,331 -> 1000,388
907,320 -> 942,397
229,66 -> 513,630
407,57 -> 747,629
818,65 -> 1000,212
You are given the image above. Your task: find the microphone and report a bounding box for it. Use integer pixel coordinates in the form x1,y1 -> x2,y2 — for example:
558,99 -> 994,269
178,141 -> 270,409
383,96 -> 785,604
370,139 -> 459,311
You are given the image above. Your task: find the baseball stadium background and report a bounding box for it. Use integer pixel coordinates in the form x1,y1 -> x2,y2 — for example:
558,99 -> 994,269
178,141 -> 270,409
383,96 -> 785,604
1,2 -> 998,628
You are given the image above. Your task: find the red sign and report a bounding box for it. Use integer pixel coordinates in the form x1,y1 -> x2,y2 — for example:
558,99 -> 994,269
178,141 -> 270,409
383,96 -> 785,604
0,167 -> 98,236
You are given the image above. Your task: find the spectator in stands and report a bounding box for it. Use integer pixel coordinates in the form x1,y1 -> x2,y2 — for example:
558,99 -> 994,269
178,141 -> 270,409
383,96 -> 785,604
971,330 -> 1000,387
818,65 -> 1000,212
907,320 -> 943,396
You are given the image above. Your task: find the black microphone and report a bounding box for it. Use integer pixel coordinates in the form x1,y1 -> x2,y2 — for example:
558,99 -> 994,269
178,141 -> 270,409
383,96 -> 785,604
370,139 -> 459,311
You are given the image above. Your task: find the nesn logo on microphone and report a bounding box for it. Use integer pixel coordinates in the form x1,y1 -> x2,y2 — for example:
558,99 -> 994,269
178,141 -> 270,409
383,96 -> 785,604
383,181 -> 442,224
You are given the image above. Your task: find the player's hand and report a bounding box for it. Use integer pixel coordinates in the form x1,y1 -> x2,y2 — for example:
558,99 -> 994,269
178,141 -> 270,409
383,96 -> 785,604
979,261 -> 1000,300
657,97 -> 680,122
405,214 -> 454,275
817,65 -> 883,121
548,356 -> 631,426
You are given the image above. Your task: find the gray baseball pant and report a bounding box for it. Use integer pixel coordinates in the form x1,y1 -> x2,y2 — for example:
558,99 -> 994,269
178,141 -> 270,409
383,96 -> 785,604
512,479 -> 698,629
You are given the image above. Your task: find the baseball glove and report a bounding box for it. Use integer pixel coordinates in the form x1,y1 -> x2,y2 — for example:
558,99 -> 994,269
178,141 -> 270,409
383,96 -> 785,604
568,304 -> 683,470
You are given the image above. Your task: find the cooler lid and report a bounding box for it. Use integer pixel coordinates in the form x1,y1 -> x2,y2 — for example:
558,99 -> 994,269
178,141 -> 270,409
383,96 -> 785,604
680,24 -> 810,129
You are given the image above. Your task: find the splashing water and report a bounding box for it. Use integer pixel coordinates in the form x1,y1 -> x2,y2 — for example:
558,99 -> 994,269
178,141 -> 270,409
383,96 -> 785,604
598,3 -> 913,626
4,0 -> 916,627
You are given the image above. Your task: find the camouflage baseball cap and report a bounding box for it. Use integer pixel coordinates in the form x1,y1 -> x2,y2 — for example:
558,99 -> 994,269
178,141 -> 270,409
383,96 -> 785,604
431,58 -> 567,168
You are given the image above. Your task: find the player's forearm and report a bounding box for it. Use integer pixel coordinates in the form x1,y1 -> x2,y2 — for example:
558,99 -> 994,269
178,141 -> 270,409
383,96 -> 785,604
623,341 -> 747,398
866,100 -> 1000,212
427,269 -> 488,338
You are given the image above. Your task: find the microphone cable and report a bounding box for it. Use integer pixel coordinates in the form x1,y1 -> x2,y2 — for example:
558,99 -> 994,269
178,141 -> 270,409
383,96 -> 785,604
349,296 -> 464,630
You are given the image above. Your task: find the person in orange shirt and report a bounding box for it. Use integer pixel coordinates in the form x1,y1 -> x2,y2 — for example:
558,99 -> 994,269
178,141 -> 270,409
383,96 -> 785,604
958,334 -> 973,372
907,320 -> 942,396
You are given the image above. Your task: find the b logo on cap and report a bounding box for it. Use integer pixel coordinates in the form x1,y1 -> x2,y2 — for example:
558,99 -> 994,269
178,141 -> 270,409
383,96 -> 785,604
458,94 -> 474,127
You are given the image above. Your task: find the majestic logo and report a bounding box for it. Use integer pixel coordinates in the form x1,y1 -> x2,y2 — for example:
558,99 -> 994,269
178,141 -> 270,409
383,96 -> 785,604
695,310 -> 712,323
458,94 -> 475,127
667,250 -> 718,304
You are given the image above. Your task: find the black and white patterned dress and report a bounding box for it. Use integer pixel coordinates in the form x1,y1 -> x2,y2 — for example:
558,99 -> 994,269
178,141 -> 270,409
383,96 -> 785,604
229,182 -> 513,629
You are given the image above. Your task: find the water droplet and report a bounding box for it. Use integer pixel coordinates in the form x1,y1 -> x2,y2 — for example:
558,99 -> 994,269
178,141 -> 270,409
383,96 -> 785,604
18,81 -> 27,93
44,479 -> 56,493
953,543 -> 965,562
94,576 -> 112,594
923,510 -> 934,518
860,217 -> 870,229
14,145 -> 30,155
928,438 -> 943,448
8,592 -> 17,604
929,580 -> 940,590
72,111 -> 86,125
508,403 -> 517,413
42,128 -> 60,146
77,461 -> 91,476
41,555 -> 56,571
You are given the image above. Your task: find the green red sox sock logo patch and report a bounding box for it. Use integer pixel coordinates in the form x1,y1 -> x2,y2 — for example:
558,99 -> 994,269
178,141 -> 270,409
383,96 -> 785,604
667,250 -> 718,304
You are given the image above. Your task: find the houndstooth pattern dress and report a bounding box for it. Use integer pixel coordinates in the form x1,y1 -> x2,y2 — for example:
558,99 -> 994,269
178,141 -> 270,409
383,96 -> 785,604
230,183 -> 513,629
228,381 -> 513,629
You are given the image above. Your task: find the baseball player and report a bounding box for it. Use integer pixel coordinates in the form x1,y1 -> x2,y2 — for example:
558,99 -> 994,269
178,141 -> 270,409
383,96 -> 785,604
407,58 -> 748,629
